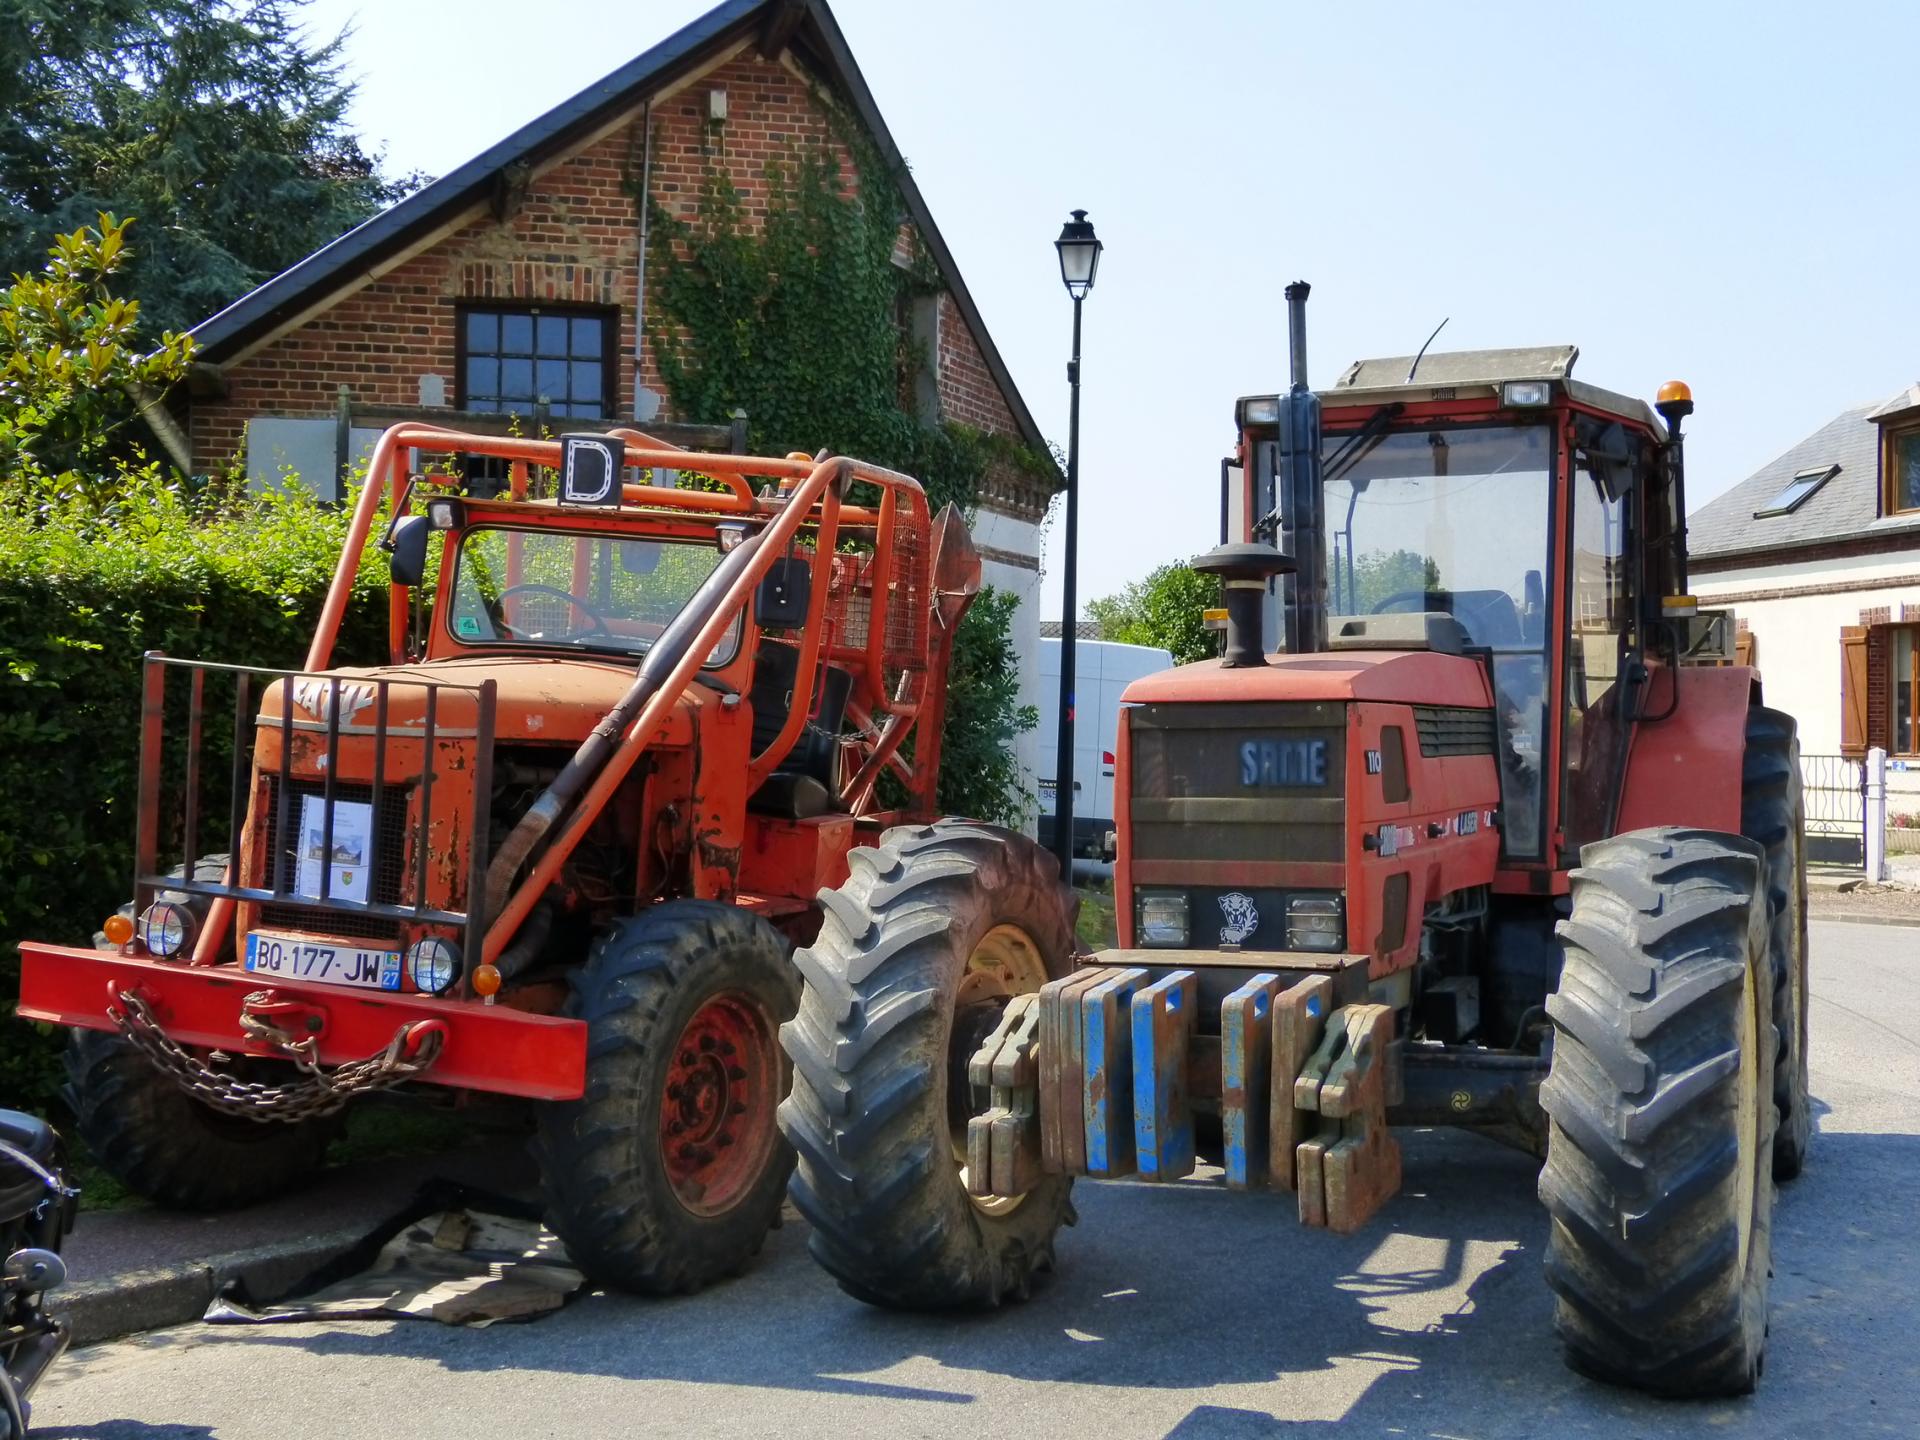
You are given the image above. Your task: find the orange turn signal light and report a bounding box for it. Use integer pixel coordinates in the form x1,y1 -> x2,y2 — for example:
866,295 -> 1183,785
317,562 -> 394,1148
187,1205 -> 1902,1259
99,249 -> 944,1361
102,914 -> 135,947
472,963 -> 503,998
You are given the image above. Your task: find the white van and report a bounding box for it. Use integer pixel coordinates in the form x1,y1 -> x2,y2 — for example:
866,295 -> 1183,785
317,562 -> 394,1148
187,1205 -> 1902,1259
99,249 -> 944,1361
1036,636 -> 1175,858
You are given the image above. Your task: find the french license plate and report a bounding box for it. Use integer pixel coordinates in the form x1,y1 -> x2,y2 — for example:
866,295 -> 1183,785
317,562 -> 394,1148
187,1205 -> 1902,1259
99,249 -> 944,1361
245,931 -> 403,991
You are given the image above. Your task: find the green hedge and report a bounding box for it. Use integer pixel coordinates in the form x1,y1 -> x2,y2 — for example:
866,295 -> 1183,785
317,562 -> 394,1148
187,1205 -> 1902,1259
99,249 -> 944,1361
0,484 -> 389,1109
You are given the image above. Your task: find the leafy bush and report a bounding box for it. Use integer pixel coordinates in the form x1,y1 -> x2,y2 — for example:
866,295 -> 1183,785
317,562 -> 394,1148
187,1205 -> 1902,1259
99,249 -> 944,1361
938,588 -> 1038,824
1086,563 -> 1222,665
0,217 -> 193,501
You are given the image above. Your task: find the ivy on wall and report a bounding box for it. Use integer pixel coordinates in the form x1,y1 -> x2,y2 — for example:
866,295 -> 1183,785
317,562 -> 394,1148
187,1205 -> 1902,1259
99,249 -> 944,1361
642,96 -> 1054,823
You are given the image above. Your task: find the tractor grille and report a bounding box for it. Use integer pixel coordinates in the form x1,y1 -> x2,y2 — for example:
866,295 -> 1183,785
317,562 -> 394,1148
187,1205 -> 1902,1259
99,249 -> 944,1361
1413,705 -> 1497,758
1128,702 -> 1347,865
252,775 -> 415,943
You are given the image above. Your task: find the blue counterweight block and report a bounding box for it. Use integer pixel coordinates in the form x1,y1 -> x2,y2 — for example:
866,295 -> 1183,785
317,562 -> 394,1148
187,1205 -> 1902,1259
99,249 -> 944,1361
1131,970 -> 1197,1181
1220,973 -> 1282,1189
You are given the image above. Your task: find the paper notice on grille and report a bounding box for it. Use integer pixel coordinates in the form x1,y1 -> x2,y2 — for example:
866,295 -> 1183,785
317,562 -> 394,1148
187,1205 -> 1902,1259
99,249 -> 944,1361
296,795 -> 373,903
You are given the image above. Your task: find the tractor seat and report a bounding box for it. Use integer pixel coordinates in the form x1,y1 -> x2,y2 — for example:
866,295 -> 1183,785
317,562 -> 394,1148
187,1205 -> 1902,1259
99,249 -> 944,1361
747,641 -> 854,820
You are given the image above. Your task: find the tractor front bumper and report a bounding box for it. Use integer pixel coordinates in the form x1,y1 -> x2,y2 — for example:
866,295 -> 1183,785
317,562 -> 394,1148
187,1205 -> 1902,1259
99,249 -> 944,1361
16,943 -> 587,1101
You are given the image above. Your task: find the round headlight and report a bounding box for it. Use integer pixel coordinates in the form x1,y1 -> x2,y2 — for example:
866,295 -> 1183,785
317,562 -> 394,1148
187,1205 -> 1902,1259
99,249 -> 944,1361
138,901 -> 194,959
406,937 -> 462,995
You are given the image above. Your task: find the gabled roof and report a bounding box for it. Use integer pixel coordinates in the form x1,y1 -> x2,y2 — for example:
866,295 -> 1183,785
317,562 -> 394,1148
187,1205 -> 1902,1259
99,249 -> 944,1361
1689,391 -> 1920,562
188,0 -> 1050,463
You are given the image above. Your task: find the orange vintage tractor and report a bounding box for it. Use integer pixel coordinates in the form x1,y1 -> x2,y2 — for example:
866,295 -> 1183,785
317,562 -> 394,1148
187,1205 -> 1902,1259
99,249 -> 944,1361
783,284 -> 1809,1397
14,424 -> 1046,1295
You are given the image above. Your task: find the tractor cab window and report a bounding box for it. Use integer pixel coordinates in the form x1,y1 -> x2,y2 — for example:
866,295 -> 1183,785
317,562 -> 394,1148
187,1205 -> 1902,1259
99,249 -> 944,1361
447,527 -> 740,664
1323,424 -> 1553,857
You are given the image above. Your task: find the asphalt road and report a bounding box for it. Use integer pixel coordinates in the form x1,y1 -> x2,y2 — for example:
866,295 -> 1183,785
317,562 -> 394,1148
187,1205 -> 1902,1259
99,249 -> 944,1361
31,920 -> 1920,1439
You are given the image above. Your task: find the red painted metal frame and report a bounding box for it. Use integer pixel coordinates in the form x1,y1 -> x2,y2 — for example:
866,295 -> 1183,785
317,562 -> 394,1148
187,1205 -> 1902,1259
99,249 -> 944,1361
1615,664 -> 1754,836
17,943 -> 587,1101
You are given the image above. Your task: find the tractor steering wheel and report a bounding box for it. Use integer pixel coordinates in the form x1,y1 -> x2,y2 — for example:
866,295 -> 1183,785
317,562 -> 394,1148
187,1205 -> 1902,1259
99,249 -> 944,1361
1370,589 -> 1442,616
494,583 -> 611,641
1371,588 -> 1522,647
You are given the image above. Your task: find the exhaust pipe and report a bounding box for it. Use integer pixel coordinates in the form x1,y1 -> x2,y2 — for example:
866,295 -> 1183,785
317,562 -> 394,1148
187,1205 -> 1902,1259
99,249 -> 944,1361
1277,282 -> 1327,655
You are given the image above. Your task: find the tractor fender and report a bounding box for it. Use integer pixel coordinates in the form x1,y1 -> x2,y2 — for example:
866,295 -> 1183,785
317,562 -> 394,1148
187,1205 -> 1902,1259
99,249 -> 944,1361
1615,665 -> 1759,836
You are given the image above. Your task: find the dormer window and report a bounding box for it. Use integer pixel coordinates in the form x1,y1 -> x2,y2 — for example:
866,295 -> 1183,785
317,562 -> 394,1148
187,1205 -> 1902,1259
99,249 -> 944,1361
1888,425 -> 1920,515
1754,463 -> 1838,518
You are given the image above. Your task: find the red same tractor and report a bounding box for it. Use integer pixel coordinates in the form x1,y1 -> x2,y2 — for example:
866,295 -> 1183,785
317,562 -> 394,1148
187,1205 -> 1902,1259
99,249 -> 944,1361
780,286 -> 1808,1398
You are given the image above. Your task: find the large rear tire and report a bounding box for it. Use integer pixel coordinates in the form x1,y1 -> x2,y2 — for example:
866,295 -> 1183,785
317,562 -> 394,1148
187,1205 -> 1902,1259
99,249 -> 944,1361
536,900 -> 797,1295
779,820 -> 1079,1309
1538,827 -> 1776,1397
1742,706 -> 1811,1179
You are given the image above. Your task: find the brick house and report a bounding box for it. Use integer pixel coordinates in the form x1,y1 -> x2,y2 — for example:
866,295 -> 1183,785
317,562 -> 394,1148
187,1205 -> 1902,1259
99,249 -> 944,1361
179,0 -> 1059,809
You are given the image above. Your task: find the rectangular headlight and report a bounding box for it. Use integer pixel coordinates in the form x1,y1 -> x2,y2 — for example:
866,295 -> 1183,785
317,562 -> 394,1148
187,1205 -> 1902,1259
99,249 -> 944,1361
1136,892 -> 1190,947
1242,396 -> 1281,424
1286,894 -> 1345,952
1502,380 -> 1552,407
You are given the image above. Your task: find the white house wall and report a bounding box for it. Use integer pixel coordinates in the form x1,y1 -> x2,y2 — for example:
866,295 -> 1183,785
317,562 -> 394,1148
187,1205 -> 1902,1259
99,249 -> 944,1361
973,503 -> 1043,835
1694,553 -> 1920,800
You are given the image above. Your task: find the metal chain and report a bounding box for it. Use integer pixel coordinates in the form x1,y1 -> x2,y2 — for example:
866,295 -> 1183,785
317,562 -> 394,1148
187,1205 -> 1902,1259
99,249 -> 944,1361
107,989 -> 444,1125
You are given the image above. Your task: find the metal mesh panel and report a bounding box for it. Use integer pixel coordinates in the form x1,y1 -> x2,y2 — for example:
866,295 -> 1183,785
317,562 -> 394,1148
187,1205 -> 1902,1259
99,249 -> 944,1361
884,497 -> 929,663
1129,702 -> 1348,866
252,775 -> 414,943
823,552 -> 869,652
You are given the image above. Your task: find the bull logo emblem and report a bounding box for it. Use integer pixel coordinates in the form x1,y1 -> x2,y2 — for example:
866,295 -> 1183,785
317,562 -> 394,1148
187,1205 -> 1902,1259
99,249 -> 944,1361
292,679 -> 376,726
1218,892 -> 1259,947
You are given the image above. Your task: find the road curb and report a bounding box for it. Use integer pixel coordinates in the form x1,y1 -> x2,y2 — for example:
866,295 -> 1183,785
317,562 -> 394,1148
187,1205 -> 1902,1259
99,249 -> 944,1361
61,1226 -> 367,1347
1809,910 -> 1920,930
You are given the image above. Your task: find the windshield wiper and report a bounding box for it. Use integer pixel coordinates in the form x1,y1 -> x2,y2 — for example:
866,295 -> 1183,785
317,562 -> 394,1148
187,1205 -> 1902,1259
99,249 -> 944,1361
1253,402 -> 1405,542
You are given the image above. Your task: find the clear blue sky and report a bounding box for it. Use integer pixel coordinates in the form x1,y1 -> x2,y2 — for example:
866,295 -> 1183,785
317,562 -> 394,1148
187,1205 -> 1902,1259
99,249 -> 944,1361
302,0 -> 1920,618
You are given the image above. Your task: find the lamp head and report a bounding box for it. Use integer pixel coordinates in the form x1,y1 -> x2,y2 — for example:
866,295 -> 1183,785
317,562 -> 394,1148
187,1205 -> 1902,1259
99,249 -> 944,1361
1055,209 -> 1102,299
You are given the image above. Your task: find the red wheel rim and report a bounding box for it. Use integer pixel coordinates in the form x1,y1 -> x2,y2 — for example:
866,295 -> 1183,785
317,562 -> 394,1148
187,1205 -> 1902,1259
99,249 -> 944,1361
658,993 -> 778,1217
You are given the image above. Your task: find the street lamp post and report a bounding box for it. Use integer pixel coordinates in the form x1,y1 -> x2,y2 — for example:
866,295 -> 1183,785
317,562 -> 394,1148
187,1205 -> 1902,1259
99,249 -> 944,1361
1052,209 -> 1102,879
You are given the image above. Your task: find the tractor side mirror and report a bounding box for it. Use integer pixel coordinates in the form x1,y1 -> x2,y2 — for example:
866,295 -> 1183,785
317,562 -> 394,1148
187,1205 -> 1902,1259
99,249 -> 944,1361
388,514 -> 431,587
754,555 -> 812,629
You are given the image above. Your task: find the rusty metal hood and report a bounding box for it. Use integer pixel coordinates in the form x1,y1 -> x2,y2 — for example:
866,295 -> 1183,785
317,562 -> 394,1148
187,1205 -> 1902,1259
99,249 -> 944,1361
255,655 -> 697,746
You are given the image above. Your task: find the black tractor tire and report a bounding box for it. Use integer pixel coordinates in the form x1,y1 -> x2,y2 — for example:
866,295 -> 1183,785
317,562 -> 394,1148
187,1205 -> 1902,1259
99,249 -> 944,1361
779,819 -> 1079,1310
1538,827 -> 1777,1397
72,852 -> 332,1212
535,900 -> 798,1296
1742,706 -> 1812,1179
62,1028 -> 332,1211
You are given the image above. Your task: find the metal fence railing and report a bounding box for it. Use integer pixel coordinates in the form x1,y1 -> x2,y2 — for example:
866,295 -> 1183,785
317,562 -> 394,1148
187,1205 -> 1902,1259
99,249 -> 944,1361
1800,753 -> 1865,866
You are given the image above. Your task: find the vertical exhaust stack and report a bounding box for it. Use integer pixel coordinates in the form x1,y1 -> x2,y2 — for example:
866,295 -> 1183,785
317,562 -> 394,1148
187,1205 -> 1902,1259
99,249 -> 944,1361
1277,282 -> 1327,654
1190,280 -> 1319,666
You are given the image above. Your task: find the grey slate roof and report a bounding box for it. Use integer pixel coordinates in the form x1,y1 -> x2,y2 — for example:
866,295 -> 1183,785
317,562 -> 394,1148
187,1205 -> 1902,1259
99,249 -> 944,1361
1688,389 -> 1920,561
1039,620 -> 1102,640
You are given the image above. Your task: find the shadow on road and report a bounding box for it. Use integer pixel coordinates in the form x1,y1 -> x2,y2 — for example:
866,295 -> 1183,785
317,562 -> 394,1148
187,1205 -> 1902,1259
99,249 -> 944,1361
47,1122 -> 1920,1439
